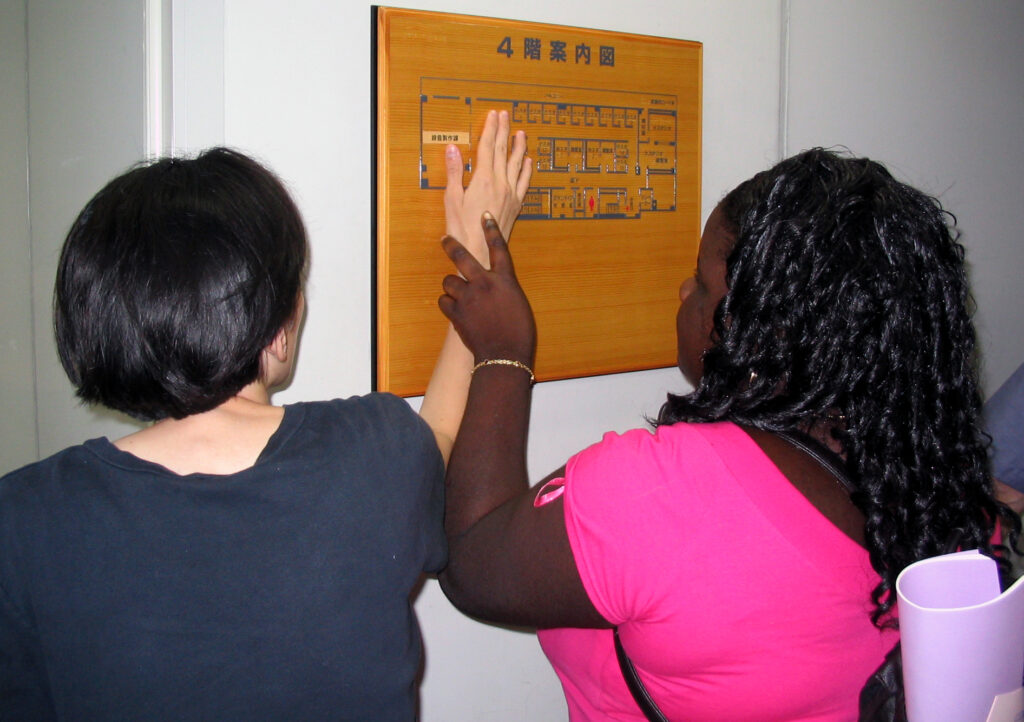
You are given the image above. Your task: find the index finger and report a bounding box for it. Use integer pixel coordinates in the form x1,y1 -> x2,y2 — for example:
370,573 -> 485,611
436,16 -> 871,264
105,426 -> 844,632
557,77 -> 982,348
441,234 -> 488,281
475,110 -> 497,180
492,110 -> 510,179
443,144 -> 467,237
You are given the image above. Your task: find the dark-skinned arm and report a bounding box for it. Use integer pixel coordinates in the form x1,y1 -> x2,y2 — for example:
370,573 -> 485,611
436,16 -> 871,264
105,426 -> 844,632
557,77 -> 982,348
436,217 -> 610,630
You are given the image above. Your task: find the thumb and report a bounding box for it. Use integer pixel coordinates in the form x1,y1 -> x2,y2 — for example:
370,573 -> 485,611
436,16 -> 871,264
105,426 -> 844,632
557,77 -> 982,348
443,144 -> 466,236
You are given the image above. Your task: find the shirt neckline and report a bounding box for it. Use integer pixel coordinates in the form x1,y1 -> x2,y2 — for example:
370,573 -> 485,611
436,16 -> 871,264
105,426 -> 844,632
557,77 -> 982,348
83,403 -> 307,481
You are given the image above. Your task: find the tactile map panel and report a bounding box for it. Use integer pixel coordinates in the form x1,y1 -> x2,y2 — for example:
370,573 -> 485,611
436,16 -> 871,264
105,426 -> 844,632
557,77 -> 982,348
376,7 -> 702,396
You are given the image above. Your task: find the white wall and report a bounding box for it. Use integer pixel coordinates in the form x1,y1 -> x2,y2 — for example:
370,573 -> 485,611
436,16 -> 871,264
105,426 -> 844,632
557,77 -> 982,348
0,0 -> 36,471
4,1 -> 150,479
784,0 -> 1024,392
5,0 -> 1023,719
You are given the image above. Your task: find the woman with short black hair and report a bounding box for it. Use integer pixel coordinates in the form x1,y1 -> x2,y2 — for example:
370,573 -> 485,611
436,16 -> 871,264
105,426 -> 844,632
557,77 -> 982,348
54,147 -> 309,423
0,109 -> 531,719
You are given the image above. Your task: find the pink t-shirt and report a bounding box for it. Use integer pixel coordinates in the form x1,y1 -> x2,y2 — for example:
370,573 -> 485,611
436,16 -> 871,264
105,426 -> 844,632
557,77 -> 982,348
536,421 -> 896,721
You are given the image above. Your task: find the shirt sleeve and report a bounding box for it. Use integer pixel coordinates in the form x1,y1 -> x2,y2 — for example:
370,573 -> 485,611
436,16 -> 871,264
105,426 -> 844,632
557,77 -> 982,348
560,425 -> 711,626
984,362 -> 1024,492
373,394 -> 447,574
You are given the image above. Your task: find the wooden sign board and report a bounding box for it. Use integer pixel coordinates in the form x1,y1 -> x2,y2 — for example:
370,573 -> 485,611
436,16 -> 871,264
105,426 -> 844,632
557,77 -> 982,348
374,7 -> 702,395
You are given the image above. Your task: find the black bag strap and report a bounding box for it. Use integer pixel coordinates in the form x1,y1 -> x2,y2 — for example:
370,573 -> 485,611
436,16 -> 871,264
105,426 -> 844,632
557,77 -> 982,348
613,427 -> 859,722
613,426 -> 963,721
774,429 -> 858,494
614,627 -> 670,722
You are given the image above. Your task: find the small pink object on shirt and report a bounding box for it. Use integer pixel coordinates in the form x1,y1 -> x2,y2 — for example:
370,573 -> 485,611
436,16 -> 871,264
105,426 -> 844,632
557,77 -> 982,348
534,478 -> 566,507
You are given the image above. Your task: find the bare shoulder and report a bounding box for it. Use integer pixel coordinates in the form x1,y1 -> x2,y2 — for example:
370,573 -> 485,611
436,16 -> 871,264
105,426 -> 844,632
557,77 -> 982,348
740,427 -> 866,547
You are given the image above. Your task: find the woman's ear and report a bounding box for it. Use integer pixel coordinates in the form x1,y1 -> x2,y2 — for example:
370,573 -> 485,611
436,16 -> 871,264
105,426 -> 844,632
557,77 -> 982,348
260,292 -> 304,382
269,292 -> 304,361
265,326 -> 290,364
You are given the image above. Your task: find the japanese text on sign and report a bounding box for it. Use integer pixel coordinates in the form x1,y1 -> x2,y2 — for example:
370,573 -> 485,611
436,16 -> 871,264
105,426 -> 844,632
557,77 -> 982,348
497,36 -> 615,66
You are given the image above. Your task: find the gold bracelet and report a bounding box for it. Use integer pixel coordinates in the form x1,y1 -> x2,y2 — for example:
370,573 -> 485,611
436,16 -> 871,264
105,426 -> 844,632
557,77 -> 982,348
471,358 -> 535,384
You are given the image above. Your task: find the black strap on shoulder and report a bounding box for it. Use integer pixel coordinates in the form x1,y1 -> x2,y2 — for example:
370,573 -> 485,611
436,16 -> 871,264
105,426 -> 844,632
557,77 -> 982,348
613,428 -> 859,722
614,627 -> 670,722
775,429 -> 858,494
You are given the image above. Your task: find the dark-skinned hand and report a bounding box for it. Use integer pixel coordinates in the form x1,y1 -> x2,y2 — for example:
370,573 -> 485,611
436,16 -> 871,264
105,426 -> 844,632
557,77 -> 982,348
438,213 -> 536,368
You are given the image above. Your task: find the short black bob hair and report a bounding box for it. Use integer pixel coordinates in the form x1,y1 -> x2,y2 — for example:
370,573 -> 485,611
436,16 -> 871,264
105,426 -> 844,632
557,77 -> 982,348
55,147 -> 308,421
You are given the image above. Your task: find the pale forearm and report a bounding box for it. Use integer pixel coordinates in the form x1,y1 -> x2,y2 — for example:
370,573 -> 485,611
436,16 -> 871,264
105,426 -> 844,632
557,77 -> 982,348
418,109 -> 531,464
420,325 -> 473,465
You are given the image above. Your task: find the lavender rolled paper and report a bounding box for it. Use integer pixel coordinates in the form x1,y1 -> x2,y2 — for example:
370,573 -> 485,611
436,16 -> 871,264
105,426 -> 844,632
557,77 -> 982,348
896,550 -> 1024,721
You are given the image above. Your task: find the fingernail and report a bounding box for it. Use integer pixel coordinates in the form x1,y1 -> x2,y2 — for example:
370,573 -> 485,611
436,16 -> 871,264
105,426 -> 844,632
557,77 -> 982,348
446,144 -> 458,157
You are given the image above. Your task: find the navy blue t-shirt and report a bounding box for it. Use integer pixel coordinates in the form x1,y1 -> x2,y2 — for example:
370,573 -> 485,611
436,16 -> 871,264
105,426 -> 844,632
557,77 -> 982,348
984,362 -> 1024,493
0,394 -> 445,720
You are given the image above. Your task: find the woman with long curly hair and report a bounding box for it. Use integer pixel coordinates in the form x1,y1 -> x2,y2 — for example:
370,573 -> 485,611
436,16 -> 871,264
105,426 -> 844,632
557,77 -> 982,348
436,148 -> 1019,720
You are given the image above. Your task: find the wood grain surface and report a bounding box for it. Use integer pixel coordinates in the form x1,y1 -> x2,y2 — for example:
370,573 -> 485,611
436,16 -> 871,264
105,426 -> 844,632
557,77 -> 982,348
376,7 -> 701,395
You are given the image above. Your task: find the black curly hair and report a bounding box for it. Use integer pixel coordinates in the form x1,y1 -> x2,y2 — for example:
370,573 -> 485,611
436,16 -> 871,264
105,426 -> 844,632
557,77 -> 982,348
658,148 -> 1019,624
